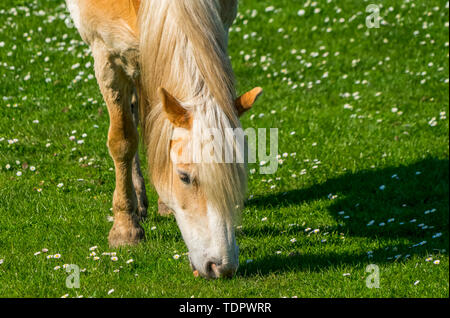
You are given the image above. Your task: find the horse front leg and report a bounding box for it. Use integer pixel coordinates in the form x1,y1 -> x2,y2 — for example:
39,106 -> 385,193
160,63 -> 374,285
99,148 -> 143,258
131,90 -> 148,221
93,42 -> 144,247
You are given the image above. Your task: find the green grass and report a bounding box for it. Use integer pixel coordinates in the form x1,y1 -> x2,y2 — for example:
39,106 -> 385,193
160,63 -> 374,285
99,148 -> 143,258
0,0 -> 448,298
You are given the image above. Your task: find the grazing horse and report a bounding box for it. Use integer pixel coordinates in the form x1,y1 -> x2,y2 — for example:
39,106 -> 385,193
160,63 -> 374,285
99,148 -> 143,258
66,0 -> 262,278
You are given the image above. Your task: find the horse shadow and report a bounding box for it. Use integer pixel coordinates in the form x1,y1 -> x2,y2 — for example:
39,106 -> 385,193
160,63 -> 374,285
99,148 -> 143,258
238,157 -> 449,277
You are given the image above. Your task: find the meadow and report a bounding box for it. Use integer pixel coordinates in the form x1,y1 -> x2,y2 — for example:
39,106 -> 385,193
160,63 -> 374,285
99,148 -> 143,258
0,0 -> 448,298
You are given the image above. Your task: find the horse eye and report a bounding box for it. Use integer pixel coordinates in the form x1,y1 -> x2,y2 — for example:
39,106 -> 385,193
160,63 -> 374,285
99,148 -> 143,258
179,172 -> 191,184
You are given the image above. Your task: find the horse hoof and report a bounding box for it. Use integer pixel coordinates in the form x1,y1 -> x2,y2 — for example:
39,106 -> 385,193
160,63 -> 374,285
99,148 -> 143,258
137,205 -> 148,222
136,190 -> 149,222
108,214 -> 145,247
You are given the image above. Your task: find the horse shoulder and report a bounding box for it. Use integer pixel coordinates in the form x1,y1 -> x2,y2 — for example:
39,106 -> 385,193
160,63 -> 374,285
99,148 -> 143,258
67,0 -> 140,79
67,0 -> 139,47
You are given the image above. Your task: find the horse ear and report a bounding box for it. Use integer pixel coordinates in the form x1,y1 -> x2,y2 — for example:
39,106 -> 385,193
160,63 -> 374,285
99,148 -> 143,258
158,87 -> 192,129
235,87 -> 263,116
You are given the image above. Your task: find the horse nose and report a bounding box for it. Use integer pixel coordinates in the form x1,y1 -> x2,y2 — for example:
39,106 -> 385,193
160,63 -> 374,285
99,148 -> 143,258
206,261 -> 238,279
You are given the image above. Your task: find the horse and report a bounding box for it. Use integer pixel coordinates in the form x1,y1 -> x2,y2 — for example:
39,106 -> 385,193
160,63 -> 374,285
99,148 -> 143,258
66,0 -> 262,279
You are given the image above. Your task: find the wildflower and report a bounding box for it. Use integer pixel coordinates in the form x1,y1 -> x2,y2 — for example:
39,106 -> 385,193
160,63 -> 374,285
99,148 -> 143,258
428,118 -> 437,127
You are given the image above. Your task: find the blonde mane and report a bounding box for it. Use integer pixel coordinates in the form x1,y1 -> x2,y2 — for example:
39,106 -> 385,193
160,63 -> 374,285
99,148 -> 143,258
138,0 -> 245,221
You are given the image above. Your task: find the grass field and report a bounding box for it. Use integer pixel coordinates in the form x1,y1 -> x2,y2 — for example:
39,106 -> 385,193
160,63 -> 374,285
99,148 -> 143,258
0,0 -> 448,298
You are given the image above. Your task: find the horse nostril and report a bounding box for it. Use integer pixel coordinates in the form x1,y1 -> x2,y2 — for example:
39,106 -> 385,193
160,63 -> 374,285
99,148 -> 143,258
204,260 -> 237,279
218,265 -> 235,278
207,262 -> 236,279
205,261 -> 216,277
